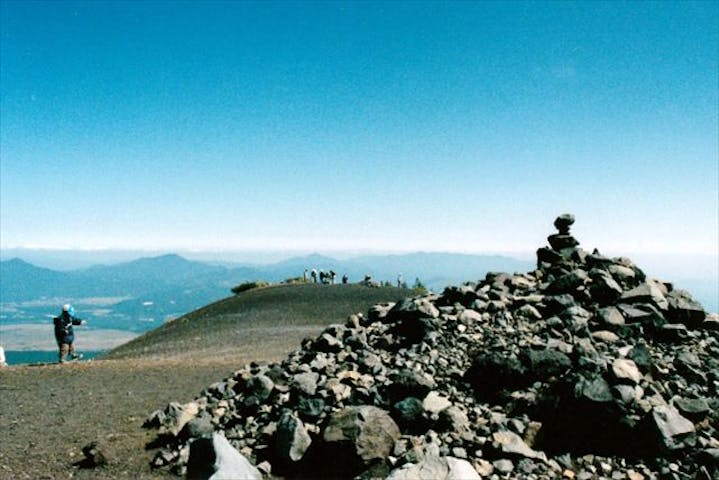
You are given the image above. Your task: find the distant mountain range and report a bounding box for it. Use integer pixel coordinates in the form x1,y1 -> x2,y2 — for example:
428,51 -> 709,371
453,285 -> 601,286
0,252 -> 534,333
3,251 -> 715,336
1,252 -> 533,302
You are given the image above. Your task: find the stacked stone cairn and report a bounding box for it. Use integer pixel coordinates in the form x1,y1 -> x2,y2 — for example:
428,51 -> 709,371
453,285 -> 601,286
144,215 -> 719,479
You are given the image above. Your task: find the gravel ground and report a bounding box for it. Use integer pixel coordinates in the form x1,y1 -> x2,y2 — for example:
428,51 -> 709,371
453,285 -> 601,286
0,356 -> 269,480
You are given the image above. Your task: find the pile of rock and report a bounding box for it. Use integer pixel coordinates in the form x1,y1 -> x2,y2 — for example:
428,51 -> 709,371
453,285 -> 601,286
144,215 -> 718,479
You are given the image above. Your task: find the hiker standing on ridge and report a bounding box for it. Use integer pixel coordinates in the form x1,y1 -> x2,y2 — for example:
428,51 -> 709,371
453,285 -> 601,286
53,304 -> 87,364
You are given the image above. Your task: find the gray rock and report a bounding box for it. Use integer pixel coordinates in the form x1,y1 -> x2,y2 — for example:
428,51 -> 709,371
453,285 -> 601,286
458,308 -> 483,323
516,304 -> 543,320
666,289 -> 706,328
608,264 -> 637,287
436,406 -> 470,435
274,410 -> 311,463
490,430 -> 547,461
155,401 -> 200,437
618,303 -> 667,330
81,441 -> 112,468
611,359 -> 642,385
591,330 -> 620,343
423,391 -> 452,414
621,282 -> 668,310
576,375 -> 613,403
492,458 -> 515,474
648,405 -> 696,451
142,214 -> 717,479
315,332 -> 343,352
388,297 -> 440,322
596,306 -> 626,328
183,413 -> 214,439
674,397 -> 709,419
547,269 -> 589,295
322,405 -> 401,464
386,369 -> 437,402
243,374 -> 274,405
292,372 -> 319,396
590,271 -> 624,304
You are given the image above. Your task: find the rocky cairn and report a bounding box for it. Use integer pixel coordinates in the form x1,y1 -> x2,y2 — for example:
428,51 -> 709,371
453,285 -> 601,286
145,215 -> 719,479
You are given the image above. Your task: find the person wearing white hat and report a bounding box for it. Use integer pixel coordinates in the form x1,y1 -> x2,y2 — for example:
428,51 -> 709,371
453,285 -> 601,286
53,304 -> 87,363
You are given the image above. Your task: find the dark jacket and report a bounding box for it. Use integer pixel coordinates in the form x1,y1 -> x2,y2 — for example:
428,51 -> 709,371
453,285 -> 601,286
53,312 -> 83,344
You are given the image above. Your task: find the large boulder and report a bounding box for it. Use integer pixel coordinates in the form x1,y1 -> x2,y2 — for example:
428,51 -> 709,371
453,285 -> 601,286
666,289 -> 706,328
645,405 -> 696,452
273,410 -> 312,466
386,455 -> 481,480
385,369 -> 437,403
465,352 -> 527,402
309,405 -> 400,477
145,401 -> 200,437
186,433 -> 261,480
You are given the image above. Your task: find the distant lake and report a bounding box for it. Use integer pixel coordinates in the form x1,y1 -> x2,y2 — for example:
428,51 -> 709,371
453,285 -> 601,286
4,350 -> 105,366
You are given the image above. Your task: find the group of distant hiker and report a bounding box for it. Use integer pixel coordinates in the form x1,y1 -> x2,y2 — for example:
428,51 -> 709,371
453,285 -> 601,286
302,269 -> 409,289
304,269 -> 347,285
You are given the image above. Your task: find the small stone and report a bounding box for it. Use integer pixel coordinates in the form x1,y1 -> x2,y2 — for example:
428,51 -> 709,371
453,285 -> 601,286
554,214 -> 576,234
423,391 -> 452,414
474,458 -> 494,476
81,441 -> 111,467
627,470 -> 644,480
592,330 -> 620,343
611,358 -> 642,384
493,458 -> 515,474
596,306 -> 625,327
674,397 -> 710,418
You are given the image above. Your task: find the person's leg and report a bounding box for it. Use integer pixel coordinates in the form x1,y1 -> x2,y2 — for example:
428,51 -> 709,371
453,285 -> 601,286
68,342 -> 75,359
59,343 -> 69,363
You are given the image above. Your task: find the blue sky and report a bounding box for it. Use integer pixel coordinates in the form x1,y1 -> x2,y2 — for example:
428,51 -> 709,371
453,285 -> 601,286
1,1 -> 717,257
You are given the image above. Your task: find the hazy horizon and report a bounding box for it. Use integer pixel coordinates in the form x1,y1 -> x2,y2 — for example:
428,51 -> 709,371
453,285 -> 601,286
2,2 -> 717,257
2,245 -> 717,281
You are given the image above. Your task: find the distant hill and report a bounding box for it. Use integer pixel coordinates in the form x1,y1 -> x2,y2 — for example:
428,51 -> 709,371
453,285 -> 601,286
3,250 -> 714,337
104,283 -> 415,361
0,258 -> 83,300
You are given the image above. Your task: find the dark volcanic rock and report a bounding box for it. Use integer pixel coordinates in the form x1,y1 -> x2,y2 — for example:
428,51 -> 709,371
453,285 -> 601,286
520,348 -> 572,381
81,441 -> 112,468
144,214 -> 717,480
313,405 -> 401,477
554,213 -> 575,234
667,289 -> 706,327
465,352 -> 527,401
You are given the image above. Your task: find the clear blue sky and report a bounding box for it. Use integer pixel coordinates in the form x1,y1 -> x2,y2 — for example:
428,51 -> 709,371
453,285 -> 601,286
1,1 -> 717,256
